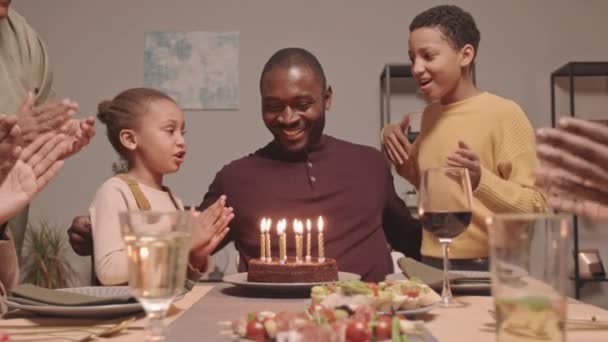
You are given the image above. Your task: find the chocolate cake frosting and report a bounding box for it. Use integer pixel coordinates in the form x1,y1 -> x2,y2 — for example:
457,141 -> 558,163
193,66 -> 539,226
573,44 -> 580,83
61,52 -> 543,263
247,257 -> 338,283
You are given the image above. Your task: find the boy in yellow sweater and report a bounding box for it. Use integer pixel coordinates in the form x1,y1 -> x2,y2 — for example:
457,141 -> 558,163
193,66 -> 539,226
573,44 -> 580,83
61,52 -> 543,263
382,5 -> 546,270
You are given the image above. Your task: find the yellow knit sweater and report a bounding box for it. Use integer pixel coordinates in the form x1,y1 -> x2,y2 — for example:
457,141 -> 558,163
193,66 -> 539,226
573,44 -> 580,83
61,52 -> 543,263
409,92 -> 547,258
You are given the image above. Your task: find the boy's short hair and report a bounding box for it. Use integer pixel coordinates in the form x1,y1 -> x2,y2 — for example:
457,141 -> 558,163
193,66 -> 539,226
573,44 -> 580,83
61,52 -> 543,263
410,5 -> 480,59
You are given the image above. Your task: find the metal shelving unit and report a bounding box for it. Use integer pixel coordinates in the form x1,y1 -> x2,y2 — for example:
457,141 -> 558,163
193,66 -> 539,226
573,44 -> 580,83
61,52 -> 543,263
550,61 -> 608,299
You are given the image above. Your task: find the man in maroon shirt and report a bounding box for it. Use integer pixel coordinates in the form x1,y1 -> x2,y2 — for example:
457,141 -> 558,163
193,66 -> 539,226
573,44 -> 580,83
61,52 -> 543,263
68,48 -> 421,282
199,48 -> 421,281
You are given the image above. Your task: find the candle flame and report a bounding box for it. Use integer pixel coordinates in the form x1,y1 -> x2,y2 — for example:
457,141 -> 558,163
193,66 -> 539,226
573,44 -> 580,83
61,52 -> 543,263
277,219 -> 286,234
139,246 -> 149,258
307,219 -> 312,232
261,218 -> 266,233
266,218 -> 272,232
294,220 -> 303,234
318,216 -> 324,232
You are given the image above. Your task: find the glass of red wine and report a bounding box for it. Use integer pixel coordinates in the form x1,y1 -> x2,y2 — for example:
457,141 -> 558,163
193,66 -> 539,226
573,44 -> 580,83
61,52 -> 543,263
419,167 -> 473,307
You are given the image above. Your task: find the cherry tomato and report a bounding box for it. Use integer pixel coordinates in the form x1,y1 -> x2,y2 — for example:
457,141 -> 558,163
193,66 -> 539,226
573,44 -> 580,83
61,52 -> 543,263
345,318 -> 371,342
375,315 -> 392,340
245,319 -> 266,341
401,285 -> 419,298
404,290 -> 419,298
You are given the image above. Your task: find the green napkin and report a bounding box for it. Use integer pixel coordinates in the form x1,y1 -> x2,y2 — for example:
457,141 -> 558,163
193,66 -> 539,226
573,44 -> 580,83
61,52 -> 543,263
8,284 -> 137,306
397,257 -> 461,287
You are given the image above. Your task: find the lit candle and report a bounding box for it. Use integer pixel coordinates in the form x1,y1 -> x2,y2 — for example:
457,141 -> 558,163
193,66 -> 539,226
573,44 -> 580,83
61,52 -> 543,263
265,218 -> 272,262
278,219 -> 287,264
306,219 -> 312,262
318,216 -> 325,263
294,220 -> 303,263
260,218 -> 266,262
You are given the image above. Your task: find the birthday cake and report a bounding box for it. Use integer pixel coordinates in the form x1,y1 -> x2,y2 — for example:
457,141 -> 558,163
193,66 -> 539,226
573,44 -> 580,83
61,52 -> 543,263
247,257 -> 339,283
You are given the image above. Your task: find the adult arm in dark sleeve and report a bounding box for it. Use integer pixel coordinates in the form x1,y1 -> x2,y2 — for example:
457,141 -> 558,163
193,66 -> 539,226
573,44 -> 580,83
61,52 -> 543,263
382,169 -> 422,260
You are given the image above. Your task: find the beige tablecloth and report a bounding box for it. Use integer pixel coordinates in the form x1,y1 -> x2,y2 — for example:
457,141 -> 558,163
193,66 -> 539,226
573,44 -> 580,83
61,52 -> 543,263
425,296 -> 608,341
0,286 -> 213,341
3,284 -> 608,341
166,284 -> 608,342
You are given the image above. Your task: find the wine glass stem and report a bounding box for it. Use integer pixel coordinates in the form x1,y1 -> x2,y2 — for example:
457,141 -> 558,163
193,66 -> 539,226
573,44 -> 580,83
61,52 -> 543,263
440,239 -> 453,306
145,310 -> 166,342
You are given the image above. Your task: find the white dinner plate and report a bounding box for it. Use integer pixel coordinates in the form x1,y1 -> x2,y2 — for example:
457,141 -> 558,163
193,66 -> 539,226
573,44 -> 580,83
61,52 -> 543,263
305,298 -> 437,317
380,302 -> 438,316
385,272 -> 491,292
223,272 -> 360,293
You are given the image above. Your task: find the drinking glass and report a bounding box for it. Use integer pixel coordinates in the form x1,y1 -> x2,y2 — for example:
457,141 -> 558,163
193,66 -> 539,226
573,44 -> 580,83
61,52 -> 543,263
419,167 -> 473,307
487,214 -> 570,342
120,211 -> 192,342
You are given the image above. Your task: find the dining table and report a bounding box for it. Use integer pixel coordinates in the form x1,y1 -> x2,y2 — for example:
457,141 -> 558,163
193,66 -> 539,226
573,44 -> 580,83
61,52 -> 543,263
2,282 -> 608,341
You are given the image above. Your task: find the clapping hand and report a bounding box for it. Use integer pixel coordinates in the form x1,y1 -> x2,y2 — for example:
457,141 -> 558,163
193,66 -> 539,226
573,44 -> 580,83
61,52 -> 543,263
0,114 -> 21,184
16,92 -> 75,146
189,195 -> 235,270
446,141 -> 481,190
382,114 -> 418,184
0,133 -> 70,223
61,116 -> 96,158
536,118 -> 608,221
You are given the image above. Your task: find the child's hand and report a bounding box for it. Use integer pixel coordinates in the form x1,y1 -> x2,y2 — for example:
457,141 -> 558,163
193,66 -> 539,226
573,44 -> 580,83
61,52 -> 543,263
446,141 -> 481,190
188,196 -> 234,271
189,227 -> 231,272
382,115 -> 412,165
190,195 -> 234,251
67,215 -> 93,256
382,114 -> 418,184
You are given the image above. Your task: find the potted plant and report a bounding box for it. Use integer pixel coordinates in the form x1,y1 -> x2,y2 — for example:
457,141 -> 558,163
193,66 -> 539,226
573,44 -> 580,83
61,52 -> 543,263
21,220 -> 76,289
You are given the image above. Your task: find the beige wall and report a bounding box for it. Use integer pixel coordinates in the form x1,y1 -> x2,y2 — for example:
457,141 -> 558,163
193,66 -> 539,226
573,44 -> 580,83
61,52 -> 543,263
13,0 -> 608,303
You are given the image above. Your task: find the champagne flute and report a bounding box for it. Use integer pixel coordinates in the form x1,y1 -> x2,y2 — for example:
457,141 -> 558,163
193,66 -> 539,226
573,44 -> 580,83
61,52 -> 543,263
418,167 -> 473,307
120,211 -> 192,342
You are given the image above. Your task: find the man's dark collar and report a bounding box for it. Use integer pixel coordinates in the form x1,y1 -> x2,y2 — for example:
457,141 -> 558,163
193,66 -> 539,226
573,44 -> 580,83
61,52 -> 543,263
259,135 -> 331,162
